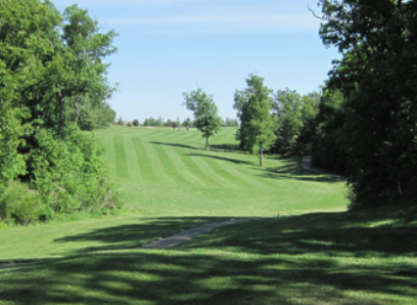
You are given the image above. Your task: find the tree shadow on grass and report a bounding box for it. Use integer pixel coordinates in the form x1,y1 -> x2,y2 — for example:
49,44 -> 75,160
1,209 -> 417,304
151,141 -> 201,151
209,143 -> 241,153
253,159 -> 346,183
52,217 -> 236,254
1,245 -> 416,304
187,153 -> 253,165
178,207 -> 417,258
152,141 -> 243,154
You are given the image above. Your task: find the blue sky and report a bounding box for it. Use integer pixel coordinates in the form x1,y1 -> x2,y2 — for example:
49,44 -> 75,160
52,0 -> 339,122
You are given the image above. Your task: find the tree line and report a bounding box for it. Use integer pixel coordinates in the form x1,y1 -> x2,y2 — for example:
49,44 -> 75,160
0,0 -> 120,226
185,0 -> 417,209
311,0 -> 417,208
116,116 -> 238,128
183,76 -> 321,163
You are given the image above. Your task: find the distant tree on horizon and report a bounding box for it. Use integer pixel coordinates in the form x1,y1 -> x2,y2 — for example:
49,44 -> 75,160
182,117 -> 193,128
183,88 -> 221,151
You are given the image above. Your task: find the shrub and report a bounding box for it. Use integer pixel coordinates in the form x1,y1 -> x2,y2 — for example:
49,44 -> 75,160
32,129 -> 121,218
127,122 -> 133,127
0,181 -> 41,225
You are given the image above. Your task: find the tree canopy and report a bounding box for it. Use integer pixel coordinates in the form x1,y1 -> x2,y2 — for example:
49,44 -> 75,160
234,75 -> 277,166
183,88 -> 221,150
0,0 -> 120,225
314,0 -> 417,206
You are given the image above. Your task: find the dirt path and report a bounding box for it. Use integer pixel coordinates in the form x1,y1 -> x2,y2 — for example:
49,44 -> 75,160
140,218 -> 256,249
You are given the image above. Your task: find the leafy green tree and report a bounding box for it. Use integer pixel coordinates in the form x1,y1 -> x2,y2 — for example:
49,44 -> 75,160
273,89 -> 303,153
311,89 -> 347,174
234,91 -> 255,151
165,119 -> 172,127
156,117 -> 164,127
234,75 -> 277,166
183,88 -> 221,150
0,0 -> 120,224
182,117 -> 193,128
223,117 -> 238,127
272,89 -> 321,155
317,0 -> 417,206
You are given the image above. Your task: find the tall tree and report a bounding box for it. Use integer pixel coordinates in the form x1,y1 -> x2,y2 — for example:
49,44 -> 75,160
183,88 -> 221,150
0,0 -> 120,223
317,0 -> 417,206
234,75 -> 277,166
272,89 -> 321,155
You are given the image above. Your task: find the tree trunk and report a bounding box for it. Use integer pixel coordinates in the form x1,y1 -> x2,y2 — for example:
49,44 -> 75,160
259,142 -> 263,166
206,135 -> 209,151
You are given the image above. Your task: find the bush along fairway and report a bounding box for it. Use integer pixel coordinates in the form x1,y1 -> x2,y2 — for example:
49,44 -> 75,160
1,127 -> 415,304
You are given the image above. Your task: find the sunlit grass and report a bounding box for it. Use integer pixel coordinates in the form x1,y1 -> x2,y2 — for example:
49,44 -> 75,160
2,127 -> 414,304
97,126 -> 348,217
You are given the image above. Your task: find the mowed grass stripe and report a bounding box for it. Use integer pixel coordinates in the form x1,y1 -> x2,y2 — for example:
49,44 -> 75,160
152,142 -> 192,185
179,151 -> 224,188
123,134 -> 142,180
135,136 -> 168,182
139,128 -> 170,140
97,126 -> 349,216
208,157 -> 269,190
189,154 -> 237,189
211,128 -> 237,144
100,134 -> 117,177
159,145 -> 207,187
139,129 -> 200,149
142,137 -> 175,184
131,136 -> 156,181
195,154 -> 259,190
145,129 -> 189,143
113,135 -> 129,178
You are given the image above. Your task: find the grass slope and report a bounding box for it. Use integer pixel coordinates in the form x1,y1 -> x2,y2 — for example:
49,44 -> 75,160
3,126 -> 413,304
98,126 -> 348,216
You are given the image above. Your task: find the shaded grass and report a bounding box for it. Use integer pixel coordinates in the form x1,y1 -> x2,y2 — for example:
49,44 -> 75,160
177,205 -> 417,258
1,206 -> 416,304
0,216 -> 218,261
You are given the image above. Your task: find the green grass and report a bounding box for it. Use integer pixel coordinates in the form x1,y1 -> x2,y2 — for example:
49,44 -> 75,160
98,126 -> 348,217
1,207 -> 416,304
2,126 -> 415,304
0,216 -> 219,261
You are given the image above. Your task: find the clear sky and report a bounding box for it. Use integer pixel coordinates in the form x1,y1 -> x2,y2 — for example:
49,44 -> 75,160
52,0 -> 339,122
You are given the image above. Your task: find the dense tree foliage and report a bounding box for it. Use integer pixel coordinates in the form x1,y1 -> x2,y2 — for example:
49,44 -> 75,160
272,89 -> 321,155
311,90 -> 347,175
182,117 -> 194,128
234,75 -> 320,159
234,75 -> 277,166
314,0 -> 417,207
183,88 -> 221,150
222,118 -> 239,127
0,0 -> 120,225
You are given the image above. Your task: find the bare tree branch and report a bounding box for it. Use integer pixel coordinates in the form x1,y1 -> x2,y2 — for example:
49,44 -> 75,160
307,5 -> 327,20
